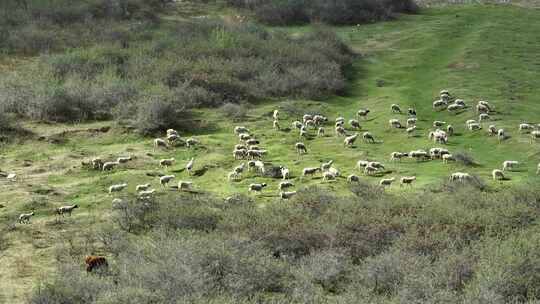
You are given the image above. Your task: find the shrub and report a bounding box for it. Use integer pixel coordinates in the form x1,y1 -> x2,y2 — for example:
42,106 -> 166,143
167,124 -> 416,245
220,102 -> 248,121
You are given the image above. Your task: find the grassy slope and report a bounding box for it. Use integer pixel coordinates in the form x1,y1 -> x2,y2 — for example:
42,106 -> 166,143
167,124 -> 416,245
1,4 -> 540,303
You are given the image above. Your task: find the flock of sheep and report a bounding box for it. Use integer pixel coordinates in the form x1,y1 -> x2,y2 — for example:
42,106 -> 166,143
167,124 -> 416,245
13,89 -> 540,224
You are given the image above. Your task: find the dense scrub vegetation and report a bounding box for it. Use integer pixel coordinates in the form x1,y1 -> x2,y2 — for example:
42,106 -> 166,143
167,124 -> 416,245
0,1 -> 353,133
225,0 -> 418,25
30,184 -> 540,303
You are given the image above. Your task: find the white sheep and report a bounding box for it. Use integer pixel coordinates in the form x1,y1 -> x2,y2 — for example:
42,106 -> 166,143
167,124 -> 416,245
476,104 -> 489,114
313,115 -> 327,125
328,167 -> 341,177
178,181 -> 193,191
356,160 -> 369,169
248,183 -> 267,192
349,119 -> 361,129
234,163 -> 246,174
429,147 -> 449,159
292,121 -> 303,129
454,99 -> 466,107
531,130 -> 540,143
519,123 -> 533,133
317,127 -> 325,137
498,129 -> 505,142
447,103 -> 464,113
344,133 -> 359,146
400,176 -> 416,186
246,138 -> 259,145
91,158 -> 103,170
228,171 -> 240,181
139,189 -> 156,198
247,149 -> 267,160
280,167 -> 290,180
303,114 -> 313,124
233,149 -> 246,160
136,184 -> 151,192
406,126 -> 416,136
433,99 -> 448,109
186,138 -> 198,148
389,119 -> 402,129
323,171 -> 336,181
450,172 -> 472,182
447,125 -> 454,136
295,142 -> 307,154
409,150 -> 429,161
302,167 -> 321,177
160,158 -> 175,168
186,158 -> 194,175
166,133 -> 180,145
160,175 -> 175,186
408,108 -> 417,116
102,161 -> 119,171
335,126 -> 347,136
18,212 -> 34,224
364,165 -> 378,176
335,116 -> 345,125
321,160 -> 333,171
273,109 -> 279,121
239,133 -> 251,141
357,109 -> 370,119
362,132 -> 375,143
347,174 -> 360,183
468,123 -> 482,131
391,104 -> 402,113
254,160 -> 265,175
487,125 -> 497,136
305,119 -> 316,129
166,129 -> 179,136
109,183 -> 127,194
479,113 -> 490,122
368,161 -> 385,170
390,152 -> 408,162
492,169 -> 505,181
477,100 -> 491,109
273,120 -> 280,130
380,177 -> 395,187
279,181 -> 294,190
280,191 -> 297,199
6,173 -> 17,182
442,154 -> 455,164
154,138 -> 168,149
117,156 -> 132,164
502,160 -> 519,171
466,120 -> 477,127
406,118 -> 417,127
299,126 -> 308,138
56,205 -> 78,217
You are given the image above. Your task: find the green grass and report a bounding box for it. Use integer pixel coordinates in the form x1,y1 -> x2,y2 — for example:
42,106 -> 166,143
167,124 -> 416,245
1,4 -> 540,303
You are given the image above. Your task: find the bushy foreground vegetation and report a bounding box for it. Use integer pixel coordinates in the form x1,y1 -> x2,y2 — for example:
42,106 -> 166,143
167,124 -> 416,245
30,185 -> 540,303
0,4 -> 352,132
225,0 -> 418,25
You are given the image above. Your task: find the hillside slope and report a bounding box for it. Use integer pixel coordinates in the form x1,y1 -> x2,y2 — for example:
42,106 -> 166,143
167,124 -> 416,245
1,4 -> 540,303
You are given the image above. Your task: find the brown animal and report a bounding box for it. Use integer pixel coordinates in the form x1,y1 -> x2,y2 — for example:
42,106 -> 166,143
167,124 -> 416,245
85,255 -> 108,273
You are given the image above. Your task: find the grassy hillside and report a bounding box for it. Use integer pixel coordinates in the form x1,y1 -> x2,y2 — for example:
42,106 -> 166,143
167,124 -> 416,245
1,3 -> 540,303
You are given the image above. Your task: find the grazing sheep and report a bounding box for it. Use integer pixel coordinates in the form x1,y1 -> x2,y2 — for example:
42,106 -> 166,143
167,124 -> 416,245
102,161 -> 119,171
317,127 -> 325,137
186,158 -> 194,175
248,183 -> 267,192
280,167 -> 290,180
178,181 -> 193,191
433,99 -> 448,109
380,177 -> 395,187
233,149 -> 246,160
246,139 -> 260,146
6,173 -> 17,182
273,120 -> 280,130
91,158 -> 103,170
247,149 -> 267,160
344,133 -> 359,146
492,169 -> 505,181
117,156 -> 132,164
335,116 -> 345,125
239,133 -> 251,141
400,176 -> 416,186
440,89 -> 450,96
442,154 -> 455,164
234,144 -> 247,150
136,184 -> 151,192
160,175 -> 175,186
109,183 -> 127,194
254,160 -> 265,175
186,138 -> 198,148
478,100 -> 491,110
430,147 -> 449,159
391,104 -> 402,114
295,142 -> 307,154
303,114 -> 313,124
450,172 -> 472,182
364,165 -> 378,176
349,119 -> 361,130
299,126 -> 308,138
323,171 -> 336,181
468,123 -> 482,131
138,189 -> 156,198
234,126 -> 250,134
57,205 -> 78,217
234,163 -> 246,174
335,126 -> 347,136
519,123 -> 533,133
454,99 -> 466,107
502,160 -> 519,171
160,158 -> 175,168
356,160 -> 369,169
498,129 -> 505,142
305,119 -> 316,129
292,121 -> 303,129
279,181 -> 294,190
154,138 -> 168,149
410,150 -> 429,161
466,120 -> 477,127
447,103 -> 465,113
302,167 -> 321,177
433,121 -> 446,128
280,191 -> 297,199
406,126 -> 416,137
347,174 -> 360,183
321,160 -> 333,171
447,125 -> 454,136
368,161 -> 385,170
166,133 -> 180,145
18,212 -> 34,224
406,118 -> 417,127
531,130 -> 540,142
362,132 -> 375,143
479,113 -> 490,122
228,171 -> 240,181
357,109 -> 370,119
390,152 -> 408,162
408,108 -> 417,116
476,104 -> 490,114
166,129 -> 179,136
328,167 -> 341,177
85,256 -> 108,273
487,125 -> 497,136
313,115 -> 328,125
273,109 -> 279,120
389,119 -> 402,129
